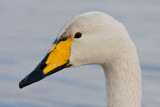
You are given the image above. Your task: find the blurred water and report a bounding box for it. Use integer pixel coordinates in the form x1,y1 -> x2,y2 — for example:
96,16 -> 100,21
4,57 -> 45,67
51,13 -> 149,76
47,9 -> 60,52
0,0 -> 160,107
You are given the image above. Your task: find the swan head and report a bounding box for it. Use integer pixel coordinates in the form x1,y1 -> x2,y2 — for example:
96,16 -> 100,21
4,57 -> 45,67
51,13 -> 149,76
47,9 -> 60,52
19,11 -> 134,88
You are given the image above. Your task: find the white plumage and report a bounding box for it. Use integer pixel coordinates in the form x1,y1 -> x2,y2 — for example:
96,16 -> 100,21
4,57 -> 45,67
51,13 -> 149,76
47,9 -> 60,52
19,11 -> 142,107
59,11 -> 142,107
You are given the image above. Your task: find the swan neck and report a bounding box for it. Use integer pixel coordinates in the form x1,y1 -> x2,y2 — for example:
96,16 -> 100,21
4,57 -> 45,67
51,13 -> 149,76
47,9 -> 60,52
102,56 -> 142,107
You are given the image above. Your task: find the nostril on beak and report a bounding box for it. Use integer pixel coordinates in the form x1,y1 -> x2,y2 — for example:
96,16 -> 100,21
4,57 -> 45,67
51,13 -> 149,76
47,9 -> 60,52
39,63 -> 47,70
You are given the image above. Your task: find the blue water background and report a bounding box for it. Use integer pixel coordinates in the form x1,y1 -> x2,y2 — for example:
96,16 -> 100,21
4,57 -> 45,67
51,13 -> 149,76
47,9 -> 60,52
0,0 -> 160,107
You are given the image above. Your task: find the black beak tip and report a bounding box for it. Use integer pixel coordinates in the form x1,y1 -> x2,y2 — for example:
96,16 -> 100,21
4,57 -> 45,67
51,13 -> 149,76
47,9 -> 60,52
19,84 -> 23,89
19,80 -> 25,89
19,77 -> 28,89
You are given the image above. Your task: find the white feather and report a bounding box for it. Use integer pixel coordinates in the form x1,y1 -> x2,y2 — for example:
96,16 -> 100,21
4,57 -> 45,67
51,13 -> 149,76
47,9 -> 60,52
59,11 -> 141,107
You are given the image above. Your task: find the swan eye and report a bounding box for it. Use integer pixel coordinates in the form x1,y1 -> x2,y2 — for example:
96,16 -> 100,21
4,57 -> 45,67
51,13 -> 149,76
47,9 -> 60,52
74,32 -> 82,38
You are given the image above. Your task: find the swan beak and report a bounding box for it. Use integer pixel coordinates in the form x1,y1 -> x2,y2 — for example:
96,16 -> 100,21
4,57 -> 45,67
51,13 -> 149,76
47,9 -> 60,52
19,37 -> 73,89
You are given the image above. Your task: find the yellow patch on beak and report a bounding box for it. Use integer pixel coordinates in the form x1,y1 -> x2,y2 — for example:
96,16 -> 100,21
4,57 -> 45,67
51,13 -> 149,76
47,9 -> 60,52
43,38 -> 74,74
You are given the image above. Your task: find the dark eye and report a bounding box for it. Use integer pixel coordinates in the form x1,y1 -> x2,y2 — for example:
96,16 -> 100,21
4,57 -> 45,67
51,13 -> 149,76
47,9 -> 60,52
74,32 -> 82,38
